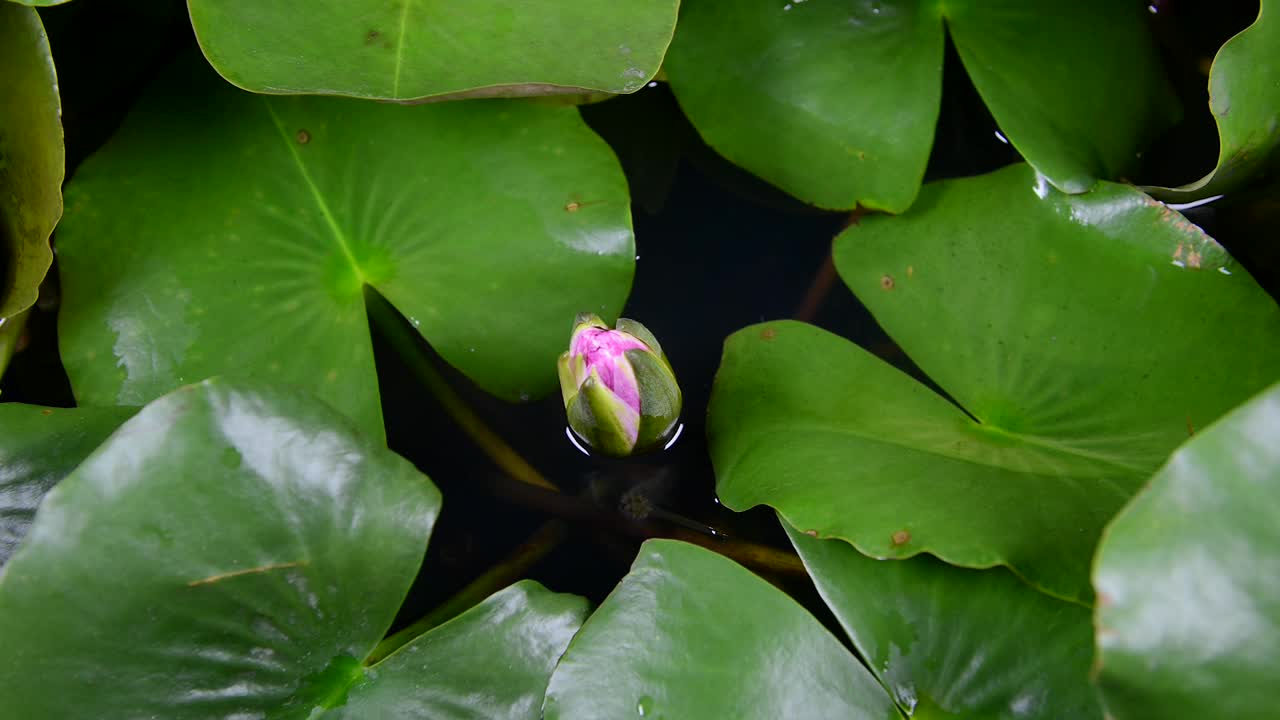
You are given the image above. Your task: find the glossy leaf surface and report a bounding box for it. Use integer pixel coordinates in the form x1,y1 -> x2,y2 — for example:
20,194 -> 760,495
544,539 -> 902,720
1094,381 -> 1280,720
56,57 -> 634,438
944,0 -> 1177,194
1147,1 -> 1280,200
709,163 -> 1280,601
0,4 -> 60,320
0,378 -> 441,718
188,0 -> 679,101
0,403 -> 135,567
787,522 -> 1102,719
664,0 -> 1176,210
327,581 -> 587,720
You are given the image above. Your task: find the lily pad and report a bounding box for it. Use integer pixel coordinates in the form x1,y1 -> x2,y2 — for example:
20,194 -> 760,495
188,0 -> 679,102
543,539 -> 903,720
328,581 -> 587,720
663,0 -> 1177,211
0,4 -> 60,322
546,535 -> 1100,718
56,55 -> 634,439
786,522 -> 1102,719
0,403 -> 135,567
662,0 -> 943,212
1093,381 -> 1280,720
1146,0 -> 1280,201
0,378 -> 585,718
708,163 -> 1280,601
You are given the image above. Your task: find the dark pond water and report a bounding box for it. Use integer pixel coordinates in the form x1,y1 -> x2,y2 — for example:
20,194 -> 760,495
4,0 -> 1274,633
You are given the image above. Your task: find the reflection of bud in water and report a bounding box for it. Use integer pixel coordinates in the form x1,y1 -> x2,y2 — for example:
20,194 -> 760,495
557,313 -> 682,457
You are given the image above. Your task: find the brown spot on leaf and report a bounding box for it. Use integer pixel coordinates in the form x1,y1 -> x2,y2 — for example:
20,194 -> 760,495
365,29 -> 381,45
760,327 -> 777,341
40,409 -> 53,416
804,529 -> 819,537
296,129 -> 311,145
880,274 -> 895,291
906,265 -> 914,279
564,197 -> 606,213
1188,250 -> 1202,269
1186,414 -> 1196,437
891,529 -> 911,546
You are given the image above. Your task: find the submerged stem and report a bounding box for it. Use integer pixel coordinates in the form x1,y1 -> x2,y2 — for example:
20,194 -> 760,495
794,207 -> 868,323
366,519 -> 569,666
365,289 -> 559,492
365,288 -> 808,641
667,528 -> 807,577
793,253 -> 837,324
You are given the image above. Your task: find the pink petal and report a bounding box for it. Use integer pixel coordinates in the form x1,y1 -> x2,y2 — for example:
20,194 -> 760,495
569,328 -> 648,414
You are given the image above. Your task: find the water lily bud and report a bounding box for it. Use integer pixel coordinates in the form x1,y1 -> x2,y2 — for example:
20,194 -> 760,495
558,313 -> 682,457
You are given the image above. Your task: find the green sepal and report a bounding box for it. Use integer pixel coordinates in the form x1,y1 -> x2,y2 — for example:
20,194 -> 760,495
626,348 -> 682,453
573,312 -> 608,332
556,352 -> 578,407
616,318 -> 667,360
579,372 -> 639,457
566,386 -> 599,450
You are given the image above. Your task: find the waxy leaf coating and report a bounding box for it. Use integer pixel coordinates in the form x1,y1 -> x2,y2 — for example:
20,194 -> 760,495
189,0 -> 680,102
56,56 -> 635,439
709,163 -> 1280,601
1094,381 -> 1280,720
664,0 -> 1177,210
0,379 -> 587,719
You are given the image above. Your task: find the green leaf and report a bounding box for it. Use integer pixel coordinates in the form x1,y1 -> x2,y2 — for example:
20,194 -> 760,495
663,0 -> 944,212
0,4 -> 60,321
0,380 -> 587,718
543,539 -> 903,720
0,403 -> 135,567
326,581 -> 587,720
4,1 -> 72,7
56,55 -> 635,439
663,0 -> 1176,210
786,522 -> 1103,719
1093,381 -> 1280,720
187,0 -> 680,102
0,378 -> 441,718
944,0 -> 1178,194
708,163 -> 1280,601
1146,1 -> 1280,201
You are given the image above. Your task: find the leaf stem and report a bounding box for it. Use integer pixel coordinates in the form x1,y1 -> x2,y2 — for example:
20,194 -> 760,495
366,519 -> 569,666
793,253 -> 837,324
365,287 -> 808,652
666,527 -> 807,577
364,289 -> 559,492
794,208 -> 867,323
